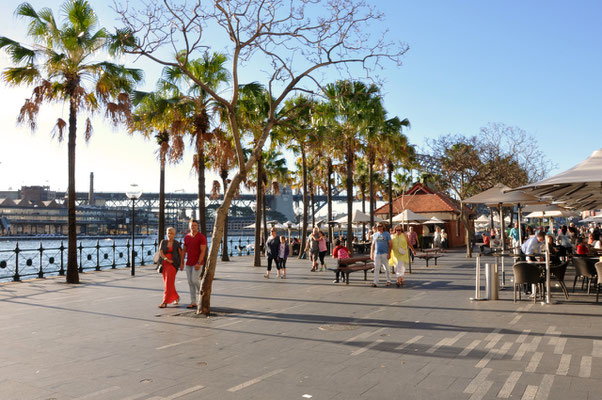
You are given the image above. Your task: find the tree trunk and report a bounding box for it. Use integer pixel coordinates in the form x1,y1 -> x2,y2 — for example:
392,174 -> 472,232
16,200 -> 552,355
262,182 -> 268,246
361,183 -> 366,242
310,182 -> 315,228
327,159 -> 333,246
346,147 -> 354,253
66,96 -> 79,284
388,162 -> 393,228
221,172 -> 230,261
299,148 -> 309,258
197,139 -> 207,237
199,172 -> 245,315
253,157 -> 262,267
158,158 -> 165,242
369,153 -> 375,228
461,202 -> 473,258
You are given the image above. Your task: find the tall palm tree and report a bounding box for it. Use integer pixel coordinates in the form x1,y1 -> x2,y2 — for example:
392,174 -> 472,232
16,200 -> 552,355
0,0 -> 142,283
161,52 -> 231,237
274,95 -> 317,256
323,80 -> 381,251
206,128 -> 236,261
376,117 -> 414,227
236,83 -> 271,266
130,90 -> 184,243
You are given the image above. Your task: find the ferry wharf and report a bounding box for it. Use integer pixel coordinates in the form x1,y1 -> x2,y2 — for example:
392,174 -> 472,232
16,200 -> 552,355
2,250 -> 602,399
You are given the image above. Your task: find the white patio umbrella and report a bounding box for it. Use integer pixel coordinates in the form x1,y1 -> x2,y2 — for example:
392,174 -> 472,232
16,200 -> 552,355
423,216 -> 445,224
334,210 -> 383,225
513,149 -> 602,210
475,215 -> 490,224
392,209 -> 429,224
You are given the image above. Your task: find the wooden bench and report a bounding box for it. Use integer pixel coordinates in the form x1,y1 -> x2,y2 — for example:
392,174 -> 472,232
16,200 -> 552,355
414,248 -> 443,267
328,255 -> 375,285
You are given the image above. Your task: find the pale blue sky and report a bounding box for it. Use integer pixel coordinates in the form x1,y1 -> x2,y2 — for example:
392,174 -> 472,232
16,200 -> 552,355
0,0 -> 600,194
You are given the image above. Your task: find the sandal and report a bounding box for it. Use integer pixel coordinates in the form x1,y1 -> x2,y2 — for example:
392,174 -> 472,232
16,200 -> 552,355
187,304 -> 197,309
371,284 -> 377,288
158,303 -> 167,308
386,282 -> 391,287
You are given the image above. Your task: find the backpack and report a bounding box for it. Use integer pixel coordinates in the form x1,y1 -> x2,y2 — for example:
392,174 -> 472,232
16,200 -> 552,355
337,247 -> 350,260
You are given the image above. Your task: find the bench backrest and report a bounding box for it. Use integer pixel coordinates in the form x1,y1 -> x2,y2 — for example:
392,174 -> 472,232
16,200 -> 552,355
338,255 -> 372,266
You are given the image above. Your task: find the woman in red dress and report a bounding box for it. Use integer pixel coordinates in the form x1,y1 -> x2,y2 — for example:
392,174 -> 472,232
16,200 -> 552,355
158,227 -> 182,308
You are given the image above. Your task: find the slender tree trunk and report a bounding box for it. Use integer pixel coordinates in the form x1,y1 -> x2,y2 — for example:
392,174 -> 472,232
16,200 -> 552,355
197,138 -> 207,237
262,183 -> 268,246
327,159 -> 333,246
158,158 -> 166,242
361,183 -> 366,242
388,162 -> 393,228
346,148 -> 354,253
199,172 -> 245,315
253,158 -> 262,267
299,148 -> 309,258
66,96 -> 79,284
221,172 -> 230,261
369,153 -> 375,228
461,202 -> 473,258
310,182 -> 315,228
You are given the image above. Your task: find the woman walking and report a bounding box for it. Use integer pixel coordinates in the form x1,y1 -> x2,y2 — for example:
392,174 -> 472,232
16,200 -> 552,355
277,236 -> 289,279
318,231 -> 328,271
389,224 -> 415,287
264,228 -> 280,278
158,227 -> 182,308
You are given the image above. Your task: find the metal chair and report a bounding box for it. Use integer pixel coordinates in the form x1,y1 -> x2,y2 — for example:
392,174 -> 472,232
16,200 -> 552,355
595,262 -> 602,303
550,262 -> 569,300
572,257 -> 597,294
512,262 -> 545,303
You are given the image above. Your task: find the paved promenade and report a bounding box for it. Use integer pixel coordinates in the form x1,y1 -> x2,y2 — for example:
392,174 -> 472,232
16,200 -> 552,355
2,250 -> 602,399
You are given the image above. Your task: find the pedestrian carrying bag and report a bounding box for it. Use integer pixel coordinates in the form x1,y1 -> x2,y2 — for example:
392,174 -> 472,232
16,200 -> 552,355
153,251 -> 163,274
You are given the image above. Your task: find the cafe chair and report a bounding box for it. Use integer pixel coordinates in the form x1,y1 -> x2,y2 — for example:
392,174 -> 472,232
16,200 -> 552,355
595,262 -> 602,303
573,257 -> 598,294
550,262 -> 570,300
512,262 -> 545,304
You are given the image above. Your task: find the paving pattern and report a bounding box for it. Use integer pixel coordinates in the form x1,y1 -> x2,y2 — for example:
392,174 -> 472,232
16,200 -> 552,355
1,250 -> 601,399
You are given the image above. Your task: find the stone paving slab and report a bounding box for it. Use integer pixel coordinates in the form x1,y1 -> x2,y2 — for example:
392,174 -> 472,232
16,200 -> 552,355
2,250 -> 602,399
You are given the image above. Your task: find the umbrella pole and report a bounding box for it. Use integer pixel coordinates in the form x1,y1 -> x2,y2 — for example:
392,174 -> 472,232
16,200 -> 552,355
518,204 -> 523,245
498,203 -> 506,287
545,238 -> 551,304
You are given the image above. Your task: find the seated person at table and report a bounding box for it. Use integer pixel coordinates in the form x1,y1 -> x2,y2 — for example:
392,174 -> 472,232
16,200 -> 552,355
480,234 -> 491,253
575,238 -> 589,255
591,233 -> 602,250
546,235 -> 561,265
521,232 -> 545,261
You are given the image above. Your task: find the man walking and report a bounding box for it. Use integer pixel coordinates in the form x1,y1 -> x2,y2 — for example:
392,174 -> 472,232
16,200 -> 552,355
181,219 -> 207,309
370,222 -> 392,287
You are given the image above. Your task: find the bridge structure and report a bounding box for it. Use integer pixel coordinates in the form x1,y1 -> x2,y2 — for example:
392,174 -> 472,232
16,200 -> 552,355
56,191 -> 349,222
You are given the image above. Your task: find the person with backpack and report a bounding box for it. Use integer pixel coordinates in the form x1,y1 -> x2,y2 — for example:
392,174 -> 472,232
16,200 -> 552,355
332,239 -> 350,283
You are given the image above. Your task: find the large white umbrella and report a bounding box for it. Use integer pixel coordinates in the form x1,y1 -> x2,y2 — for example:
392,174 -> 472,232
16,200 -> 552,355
334,210 -> 383,225
513,149 -> 602,210
475,215 -> 490,223
392,209 -> 429,223
579,215 -> 602,223
423,216 -> 445,224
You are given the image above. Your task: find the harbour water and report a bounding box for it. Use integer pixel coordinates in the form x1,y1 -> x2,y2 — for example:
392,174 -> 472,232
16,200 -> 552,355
0,234 -> 258,282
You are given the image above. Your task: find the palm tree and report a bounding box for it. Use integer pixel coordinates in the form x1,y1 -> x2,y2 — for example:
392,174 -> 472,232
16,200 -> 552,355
161,52 -> 231,237
376,117 -> 414,227
0,0 -> 142,283
274,95 -> 316,256
206,128 -> 236,261
130,90 -> 184,243
323,80 -> 381,251
236,83 -> 271,266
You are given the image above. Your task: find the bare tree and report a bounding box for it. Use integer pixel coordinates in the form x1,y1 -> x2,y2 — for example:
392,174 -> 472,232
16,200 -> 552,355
112,0 -> 408,315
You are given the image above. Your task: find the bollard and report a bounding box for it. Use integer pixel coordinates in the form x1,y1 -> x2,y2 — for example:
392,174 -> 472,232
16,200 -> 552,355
470,254 -> 484,301
485,262 -> 499,300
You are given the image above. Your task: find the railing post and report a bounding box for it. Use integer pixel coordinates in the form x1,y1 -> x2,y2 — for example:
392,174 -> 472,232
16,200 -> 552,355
78,242 -> 84,273
59,241 -> 65,276
229,238 -> 233,257
38,241 -> 44,278
238,238 -> 242,256
126,239 -> 131,268
95,240 -> 101,271
140,240 -> 145,266
13,242 -> 20,282
111,240 -> 116,269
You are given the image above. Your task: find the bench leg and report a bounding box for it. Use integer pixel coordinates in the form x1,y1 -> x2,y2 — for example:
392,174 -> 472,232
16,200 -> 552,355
425,259 -> 429,267
434,258 -> 438,266
364,270 -> 367,281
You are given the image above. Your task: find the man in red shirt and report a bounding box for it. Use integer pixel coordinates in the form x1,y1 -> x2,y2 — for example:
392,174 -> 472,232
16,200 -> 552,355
181,219 -> 207,309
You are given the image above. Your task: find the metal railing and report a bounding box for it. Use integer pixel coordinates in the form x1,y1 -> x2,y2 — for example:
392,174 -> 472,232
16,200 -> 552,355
0,235 -> 257,282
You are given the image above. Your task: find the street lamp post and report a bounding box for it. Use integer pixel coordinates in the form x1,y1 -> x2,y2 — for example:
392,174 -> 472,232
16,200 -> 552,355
126,184 -> 142,276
